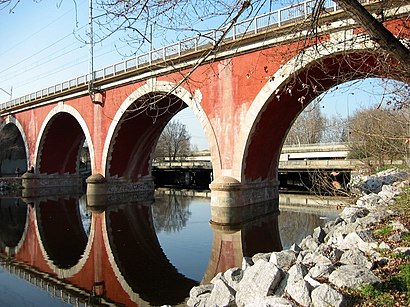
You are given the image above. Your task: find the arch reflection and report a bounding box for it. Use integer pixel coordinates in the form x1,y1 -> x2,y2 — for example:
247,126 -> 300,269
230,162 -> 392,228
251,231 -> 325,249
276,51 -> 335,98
104,201 -> 197,305
0,193 -> 290,306
36,198 -> 88,269
0,198 -> 28,254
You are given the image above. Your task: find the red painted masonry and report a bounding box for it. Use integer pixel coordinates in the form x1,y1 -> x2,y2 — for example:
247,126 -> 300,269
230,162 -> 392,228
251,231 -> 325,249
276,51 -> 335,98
1,15 -> 409,203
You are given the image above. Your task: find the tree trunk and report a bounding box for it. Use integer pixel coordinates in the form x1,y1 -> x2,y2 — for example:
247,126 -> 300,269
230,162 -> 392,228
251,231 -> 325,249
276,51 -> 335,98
335,0 -> 410,75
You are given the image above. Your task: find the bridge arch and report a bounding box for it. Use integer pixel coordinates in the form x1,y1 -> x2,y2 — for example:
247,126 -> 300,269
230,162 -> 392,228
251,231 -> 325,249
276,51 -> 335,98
34,103 -> 95,175
0,115 -> 29,174
236,33 -> 405,183
102,79 -> 218,179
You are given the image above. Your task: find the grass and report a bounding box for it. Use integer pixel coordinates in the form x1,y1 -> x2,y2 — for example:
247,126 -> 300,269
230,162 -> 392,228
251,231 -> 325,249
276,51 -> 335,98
374,225 -> 393,236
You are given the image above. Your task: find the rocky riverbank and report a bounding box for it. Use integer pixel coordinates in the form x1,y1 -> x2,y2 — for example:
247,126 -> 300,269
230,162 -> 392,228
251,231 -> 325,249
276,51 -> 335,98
187,168 -> 410,306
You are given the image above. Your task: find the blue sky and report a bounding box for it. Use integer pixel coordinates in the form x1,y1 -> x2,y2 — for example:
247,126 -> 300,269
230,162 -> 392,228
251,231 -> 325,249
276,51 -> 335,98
0,1 -> 389,150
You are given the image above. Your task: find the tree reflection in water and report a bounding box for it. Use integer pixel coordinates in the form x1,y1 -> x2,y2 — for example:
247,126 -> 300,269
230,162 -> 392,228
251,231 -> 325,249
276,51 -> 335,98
152,189 -> 192,232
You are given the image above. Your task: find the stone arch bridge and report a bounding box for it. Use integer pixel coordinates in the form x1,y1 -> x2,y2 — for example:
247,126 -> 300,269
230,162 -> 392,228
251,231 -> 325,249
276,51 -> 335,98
1,0 -> 409,211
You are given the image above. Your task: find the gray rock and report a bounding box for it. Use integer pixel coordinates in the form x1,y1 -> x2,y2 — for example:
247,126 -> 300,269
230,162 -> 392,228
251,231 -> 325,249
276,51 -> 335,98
338,230 -> 378,253
329,265 -> 380,289
189,284 -> 213,298
388,232 -> 408,242
187,284 -> 213,307
311,284 -> 346,307
246,296 -> 295,307
340,207 -> 369,223
356,193 -> 381,208
340,248 -> 373,269
390,220 -> 409,232
223,267 -> 243,292
378,242 -> 391,250
378,185 -> 402,202
300,235 -> 320,251
269,250 -> 297,271
304,274 -> 322,289
308,264 -> 335,280
187,295 -> 209,307
242,257 -> 254,270
207,279 -> 236,307
252,252 -> 271,263
394,246 -> 410,256
285,264 -> 312,307
301,251 -> 332,267
236,260 -> 283,307
289,243 -> 303,254
313,226 -> 327,243
316,244 -> 343,263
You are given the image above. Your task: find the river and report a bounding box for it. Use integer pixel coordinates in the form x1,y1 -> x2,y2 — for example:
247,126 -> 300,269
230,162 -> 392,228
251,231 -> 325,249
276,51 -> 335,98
0,190 -> 342,306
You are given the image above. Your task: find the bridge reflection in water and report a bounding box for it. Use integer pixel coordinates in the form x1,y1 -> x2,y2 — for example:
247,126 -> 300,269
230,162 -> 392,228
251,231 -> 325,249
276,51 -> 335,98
0,192 -> 340,306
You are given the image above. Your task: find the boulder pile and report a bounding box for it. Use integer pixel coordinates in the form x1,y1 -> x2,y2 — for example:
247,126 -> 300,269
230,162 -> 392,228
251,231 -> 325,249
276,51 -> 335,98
187,168 -> 410,306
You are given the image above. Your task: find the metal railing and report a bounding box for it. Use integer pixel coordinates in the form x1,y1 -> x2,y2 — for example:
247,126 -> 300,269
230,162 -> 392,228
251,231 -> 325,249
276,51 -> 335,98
0,0 -> 374,111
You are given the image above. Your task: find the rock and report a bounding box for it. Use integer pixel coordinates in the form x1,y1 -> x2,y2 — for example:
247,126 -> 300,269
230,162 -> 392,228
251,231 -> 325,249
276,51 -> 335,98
304,274 -> 322,289
187,284 -> 213,307
289,243 -> 303,254
252,252 -> 271,263
390,220 -> 409,232
285,264 -> 312,307
207,279 -> 236,307
328,265 -> 380,290
236,260 -> 283,307
378,185 -> 402,203
189,284 -> 213,298
242,257 -> 254,270
311,284 -> 347,307
340,207 -> 369,223
338,230 -> 378,253
394,247 -> 410,256
361,177 -> 383,193
308,264 -> 335,279
223,267 -> 243,292
246,296 -> 295,307
356,193 -> 381,208
269,250 -> 297,271
300,235 -> 320,251
301,251 -> 332,267
388,232 -> 408,242
378,242 -> 391,250
313,226 -> 327,243
339,248 -> 373,269
316,244 -> 343,263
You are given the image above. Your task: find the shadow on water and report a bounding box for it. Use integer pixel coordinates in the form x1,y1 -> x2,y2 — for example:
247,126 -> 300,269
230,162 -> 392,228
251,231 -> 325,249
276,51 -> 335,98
0,191 -> 342,306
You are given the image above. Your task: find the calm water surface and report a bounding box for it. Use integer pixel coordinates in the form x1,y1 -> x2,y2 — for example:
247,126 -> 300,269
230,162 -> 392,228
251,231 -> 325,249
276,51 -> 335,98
0,191 -> 341,306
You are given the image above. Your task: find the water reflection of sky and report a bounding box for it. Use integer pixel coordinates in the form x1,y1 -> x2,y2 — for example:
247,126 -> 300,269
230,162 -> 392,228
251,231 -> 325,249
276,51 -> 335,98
0,263 -> 70,307
154,198 -> 213,281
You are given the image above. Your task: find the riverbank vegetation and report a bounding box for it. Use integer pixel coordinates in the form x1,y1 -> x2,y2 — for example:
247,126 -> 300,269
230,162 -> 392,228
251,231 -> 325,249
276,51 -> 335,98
346,186 -> 410,306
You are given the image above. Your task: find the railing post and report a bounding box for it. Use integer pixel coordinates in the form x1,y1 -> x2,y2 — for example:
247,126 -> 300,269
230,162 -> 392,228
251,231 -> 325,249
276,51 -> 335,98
304,1 -> 307,19
254,17 -> 258,34
278,9 -> 282,27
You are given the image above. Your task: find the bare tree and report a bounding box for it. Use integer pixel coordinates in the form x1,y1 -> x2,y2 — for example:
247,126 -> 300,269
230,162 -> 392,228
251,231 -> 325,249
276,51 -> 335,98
320,115 -> 348,143
285,104 -> 326,145
155,119 -> 192,162
347,106 -> 409,169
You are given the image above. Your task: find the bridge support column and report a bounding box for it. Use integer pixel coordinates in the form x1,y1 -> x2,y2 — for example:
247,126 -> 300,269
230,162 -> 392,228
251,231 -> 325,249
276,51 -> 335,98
86,173 -> 155,207
209,176 -> 279,225
21,172 -> 82,197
